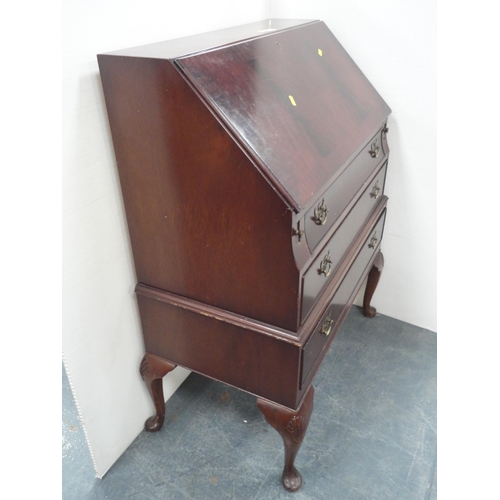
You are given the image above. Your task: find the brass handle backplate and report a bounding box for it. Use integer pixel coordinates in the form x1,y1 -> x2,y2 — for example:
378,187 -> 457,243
293,228 -> 304,241
368,232 -> 378,249
313,198 -> 329,225
319,251 -> 333,277
370,181 -> 381,199
320,314 -> 334,336
369,139 -> 380,158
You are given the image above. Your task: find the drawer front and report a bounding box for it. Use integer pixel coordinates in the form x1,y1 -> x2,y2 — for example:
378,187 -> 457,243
301,211 -> 386,387
301,163 -> 387,323
304,127 -> 387,252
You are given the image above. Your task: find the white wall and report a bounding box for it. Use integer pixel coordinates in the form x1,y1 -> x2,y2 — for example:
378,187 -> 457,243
63,0 -> 271,477
272,0 -> 437,332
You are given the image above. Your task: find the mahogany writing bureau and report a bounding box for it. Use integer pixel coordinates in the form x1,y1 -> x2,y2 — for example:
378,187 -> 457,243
98,19 -> 391,492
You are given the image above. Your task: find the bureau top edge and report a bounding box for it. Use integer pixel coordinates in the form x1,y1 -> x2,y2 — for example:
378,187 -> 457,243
97,19 -> 318,61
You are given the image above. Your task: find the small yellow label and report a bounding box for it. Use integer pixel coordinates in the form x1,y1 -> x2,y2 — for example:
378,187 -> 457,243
289,95 -> 297,106
318,48 -> 323,56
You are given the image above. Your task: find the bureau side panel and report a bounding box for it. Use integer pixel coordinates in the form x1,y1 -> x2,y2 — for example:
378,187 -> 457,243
97,55 -> 300,331
137,295 -> 301,409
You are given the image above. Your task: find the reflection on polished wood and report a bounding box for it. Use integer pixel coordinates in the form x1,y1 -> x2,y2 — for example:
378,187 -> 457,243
98,18 -> 391,492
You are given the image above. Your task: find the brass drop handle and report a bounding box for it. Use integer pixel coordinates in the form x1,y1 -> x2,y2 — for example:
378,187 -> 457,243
320,314 -> 334,336
370,181 -> 381,199
319,251 -> 333,277
369,139 -> 380,158
368,232 -> 378,249
313,198 -> 329,225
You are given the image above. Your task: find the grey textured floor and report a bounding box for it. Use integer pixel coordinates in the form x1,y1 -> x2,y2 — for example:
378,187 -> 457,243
62,306 -> 437,499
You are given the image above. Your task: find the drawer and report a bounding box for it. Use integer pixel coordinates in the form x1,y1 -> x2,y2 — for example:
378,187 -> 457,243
301,162 -> 387,323
304,127 -> 387,252
301,211 -> 386,387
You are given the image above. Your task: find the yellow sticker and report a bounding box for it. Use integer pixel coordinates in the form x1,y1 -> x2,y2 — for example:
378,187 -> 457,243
289,95 -> 297,106
318,48 -> 323,56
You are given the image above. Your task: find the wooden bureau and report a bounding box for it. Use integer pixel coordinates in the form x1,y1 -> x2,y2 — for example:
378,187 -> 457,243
98,18 -> 391,492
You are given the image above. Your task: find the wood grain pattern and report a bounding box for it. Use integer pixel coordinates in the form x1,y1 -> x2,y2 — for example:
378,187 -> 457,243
98,19 -> 392,492
301,163 -> 388,322
177,21 -> 391,211
135,283 -> 300,343
304,128 -> 389,250
134,201 -> 387,409
302,212 -> 386,387
97,55 -> 301,331
136,292 -> 302,408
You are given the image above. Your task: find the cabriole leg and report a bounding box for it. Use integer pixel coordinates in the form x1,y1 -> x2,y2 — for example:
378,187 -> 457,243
140,353 -> 176,432
257,386 -> 314,492
363,251 -> 384,318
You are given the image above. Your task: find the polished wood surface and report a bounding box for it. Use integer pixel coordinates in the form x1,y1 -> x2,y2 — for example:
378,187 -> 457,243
136,291 -> 302,408
134,199 -> 387,409
302,212 -> 386,387
98,19 -> 391,492
102,19 -> 313,60
140,354 -> 177,432
301,164 -> 388,322
97,55 -> 301,331
363,251 -> 385,318
257,385 -> 314,491
304,127 -> 389,251
177,21 -> 391,211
